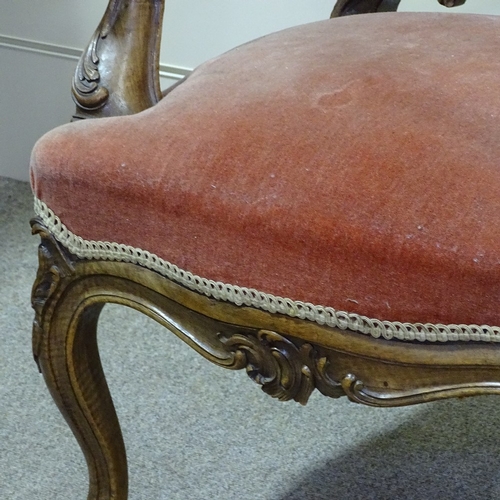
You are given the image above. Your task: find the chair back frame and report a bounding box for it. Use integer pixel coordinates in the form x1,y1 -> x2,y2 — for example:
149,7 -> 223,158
71,0 -> 465,120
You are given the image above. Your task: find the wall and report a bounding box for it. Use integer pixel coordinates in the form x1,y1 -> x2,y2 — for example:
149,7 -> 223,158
1,0 -> 499,181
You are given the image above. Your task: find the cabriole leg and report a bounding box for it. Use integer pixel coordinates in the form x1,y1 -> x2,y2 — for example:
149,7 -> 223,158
32,220 -> 128,500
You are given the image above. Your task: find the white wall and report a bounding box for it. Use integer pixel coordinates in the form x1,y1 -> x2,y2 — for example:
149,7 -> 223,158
2,0 -> 500,181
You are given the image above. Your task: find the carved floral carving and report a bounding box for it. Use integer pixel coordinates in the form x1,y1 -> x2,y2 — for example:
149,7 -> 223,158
31,219 -> 74,370
218,330 -> 345,404
71,30 -> 109,111
219,330 -> 314,404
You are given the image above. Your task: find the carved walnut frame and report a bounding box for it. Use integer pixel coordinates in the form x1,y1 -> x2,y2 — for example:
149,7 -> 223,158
34,0 -> 494,499
31,218 -> 500,499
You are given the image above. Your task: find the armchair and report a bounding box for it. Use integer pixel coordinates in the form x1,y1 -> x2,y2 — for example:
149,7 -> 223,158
30,0 -> 500,498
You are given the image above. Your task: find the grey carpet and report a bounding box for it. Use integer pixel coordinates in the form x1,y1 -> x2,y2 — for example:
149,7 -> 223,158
2,176 -> 500,500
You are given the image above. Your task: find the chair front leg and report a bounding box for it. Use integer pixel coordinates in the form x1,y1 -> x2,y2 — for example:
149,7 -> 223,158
32,220 -> 128,500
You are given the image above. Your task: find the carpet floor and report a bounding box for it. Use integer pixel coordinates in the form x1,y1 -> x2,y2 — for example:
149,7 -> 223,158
1,176 -> 500,499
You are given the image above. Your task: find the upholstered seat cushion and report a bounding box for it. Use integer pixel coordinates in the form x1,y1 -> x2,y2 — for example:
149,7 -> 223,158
31,12 -> 500,341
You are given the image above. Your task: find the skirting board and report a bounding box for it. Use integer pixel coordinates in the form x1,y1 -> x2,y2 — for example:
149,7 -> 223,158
0,34 -> 192,81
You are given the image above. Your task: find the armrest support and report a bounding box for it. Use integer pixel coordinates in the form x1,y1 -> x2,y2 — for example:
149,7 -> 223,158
72,0 -> 165,120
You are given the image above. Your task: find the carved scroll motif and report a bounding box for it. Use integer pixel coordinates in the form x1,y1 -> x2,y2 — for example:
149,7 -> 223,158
218,330 -> 345,405
31,219 -> 74,370
71,30 -> 109,111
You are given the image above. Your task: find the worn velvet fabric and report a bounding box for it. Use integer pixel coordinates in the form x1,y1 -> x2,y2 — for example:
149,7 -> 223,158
31,13 -> 500,327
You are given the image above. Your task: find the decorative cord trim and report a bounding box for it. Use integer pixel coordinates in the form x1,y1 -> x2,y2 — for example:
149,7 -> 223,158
34,198 -> 500,343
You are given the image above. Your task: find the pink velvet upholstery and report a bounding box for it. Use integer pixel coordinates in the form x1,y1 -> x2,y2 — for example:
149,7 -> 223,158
31,13 -> 500,328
